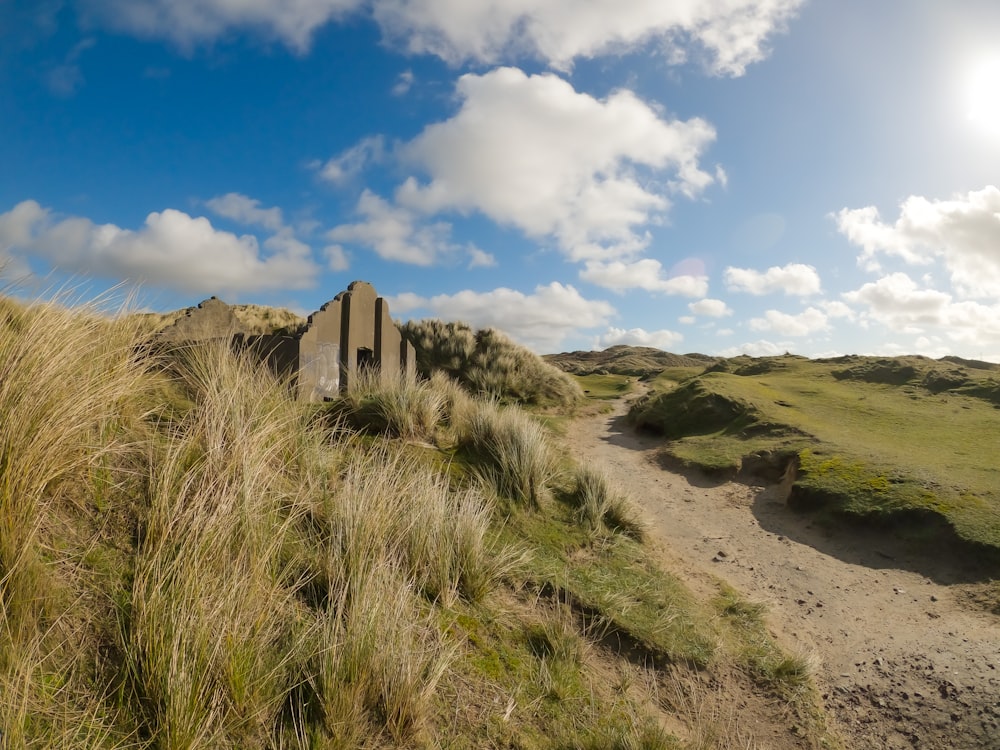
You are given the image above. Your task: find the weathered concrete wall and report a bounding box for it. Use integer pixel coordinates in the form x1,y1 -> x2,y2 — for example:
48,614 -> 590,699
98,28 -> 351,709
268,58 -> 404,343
155,282 -> 411,402
297,299 -> 343,400
339,281 -> 378,391
158,297 -> 247,342
401,338 -> 416,379
233,334 -> 300,378
375,297 -> 401,380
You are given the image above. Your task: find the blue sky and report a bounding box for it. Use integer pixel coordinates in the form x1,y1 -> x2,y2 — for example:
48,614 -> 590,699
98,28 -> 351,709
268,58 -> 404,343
3,1 -> 1000,357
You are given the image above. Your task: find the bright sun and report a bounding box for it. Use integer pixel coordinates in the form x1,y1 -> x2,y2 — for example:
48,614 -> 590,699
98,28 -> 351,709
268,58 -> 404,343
965,57 -> 1000,135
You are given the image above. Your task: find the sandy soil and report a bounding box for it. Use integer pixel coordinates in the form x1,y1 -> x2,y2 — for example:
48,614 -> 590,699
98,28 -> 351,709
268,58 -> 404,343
565,395 -> 1000,750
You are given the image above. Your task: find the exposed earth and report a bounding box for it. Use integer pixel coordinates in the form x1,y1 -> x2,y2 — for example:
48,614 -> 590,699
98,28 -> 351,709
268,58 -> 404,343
566,392 -> 1000,750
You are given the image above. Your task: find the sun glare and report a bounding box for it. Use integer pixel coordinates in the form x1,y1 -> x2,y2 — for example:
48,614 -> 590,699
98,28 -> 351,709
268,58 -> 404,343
965,57 -> 1000,136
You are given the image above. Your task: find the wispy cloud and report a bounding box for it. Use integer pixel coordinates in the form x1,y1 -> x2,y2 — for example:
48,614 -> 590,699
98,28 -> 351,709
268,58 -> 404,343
373,0 -> 804,76
594,326 -> 683,350
581,259 -> 709,296
81,0 -> 802,75
328,190 -> 460,266
314,135 -> 386,185
748,306 -> 829,336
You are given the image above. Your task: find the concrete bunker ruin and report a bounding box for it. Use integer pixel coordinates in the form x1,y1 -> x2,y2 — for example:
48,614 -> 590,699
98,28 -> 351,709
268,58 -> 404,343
157,281 -> 415,401
156,296 -> 249,343
288,280 -> 416,400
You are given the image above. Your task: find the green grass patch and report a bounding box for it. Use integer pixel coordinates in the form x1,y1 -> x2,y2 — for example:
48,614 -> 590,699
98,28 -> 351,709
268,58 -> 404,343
713,586 -> 813,697
499,502 -> 718,669
628,355 -> 1000,555
574,373 -> 635,400
644,366 -> 703,389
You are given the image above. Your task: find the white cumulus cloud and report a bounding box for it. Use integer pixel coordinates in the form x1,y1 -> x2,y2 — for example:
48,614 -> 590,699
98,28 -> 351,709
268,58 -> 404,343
0,200 -> 319,295
580,259 -> 708,296
397,67 -> 718,263
843,272 -> 1000,353
328,189 -> 461,266
835,185 -> 1000,298
717,339 -> 787,357
842,273 -> 953,331
748,307 -> 829,336
595,326 -> 683,350
688,298 -> 732,317
387,282 -> 614,351
819,299 -> 855,319
723,262 -> 821,296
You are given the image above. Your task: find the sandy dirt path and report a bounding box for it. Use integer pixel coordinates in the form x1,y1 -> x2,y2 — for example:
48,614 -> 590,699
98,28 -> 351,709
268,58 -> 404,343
565,395 -> 1000,749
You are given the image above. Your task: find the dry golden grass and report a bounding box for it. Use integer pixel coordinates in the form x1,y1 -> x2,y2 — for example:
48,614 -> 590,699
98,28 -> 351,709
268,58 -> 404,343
401,319 -> 583,407
0,291 -> 836,749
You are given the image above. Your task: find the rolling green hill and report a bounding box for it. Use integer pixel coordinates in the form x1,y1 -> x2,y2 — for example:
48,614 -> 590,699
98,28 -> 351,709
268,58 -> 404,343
626,353 -> 1000,559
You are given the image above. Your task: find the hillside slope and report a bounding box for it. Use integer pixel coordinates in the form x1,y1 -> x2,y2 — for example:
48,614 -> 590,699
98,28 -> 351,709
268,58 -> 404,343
402,319 -> 584,407
566,392 -> 1000,750
628,353 -> 1000,561
136,301 -> 306,335
0,296 -> 837,749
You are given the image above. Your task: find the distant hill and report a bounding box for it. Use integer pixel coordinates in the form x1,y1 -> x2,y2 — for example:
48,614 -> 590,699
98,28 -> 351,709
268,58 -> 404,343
545,345 -> 717,376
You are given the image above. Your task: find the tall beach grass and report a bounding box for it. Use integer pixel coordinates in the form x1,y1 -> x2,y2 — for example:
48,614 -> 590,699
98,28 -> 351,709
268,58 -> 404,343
400,319 -> 583,407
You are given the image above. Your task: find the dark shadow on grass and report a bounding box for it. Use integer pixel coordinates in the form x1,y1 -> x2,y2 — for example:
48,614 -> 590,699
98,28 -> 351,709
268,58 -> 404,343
748,481 -> 1000,585
599,412 -> 734,489
606,405 -> 999,584
599,412 -> 661,451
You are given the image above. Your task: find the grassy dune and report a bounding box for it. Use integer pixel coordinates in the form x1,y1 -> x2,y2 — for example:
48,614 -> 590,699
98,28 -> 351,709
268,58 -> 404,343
0,296 -> 836,749
628,354 -> 1000,557
401,319 -> 584,408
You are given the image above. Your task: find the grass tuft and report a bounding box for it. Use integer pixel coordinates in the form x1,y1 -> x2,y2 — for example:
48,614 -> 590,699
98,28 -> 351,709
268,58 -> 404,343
331,367 -> 446,441
570,466 -> 647,541
459,401 -> 560,508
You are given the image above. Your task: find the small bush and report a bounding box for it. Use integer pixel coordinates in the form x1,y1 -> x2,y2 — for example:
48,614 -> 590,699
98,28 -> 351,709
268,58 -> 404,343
429,369 -> 476,434
459,401 -> 560,508
401,319 -> 583,407
570,467 -> 647,540
330,367 -> 445,440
